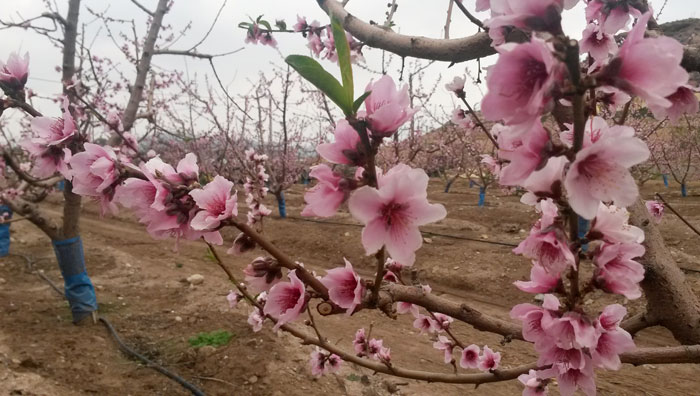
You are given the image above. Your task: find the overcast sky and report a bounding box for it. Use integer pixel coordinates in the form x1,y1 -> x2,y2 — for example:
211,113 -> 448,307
2,0 -> 698,126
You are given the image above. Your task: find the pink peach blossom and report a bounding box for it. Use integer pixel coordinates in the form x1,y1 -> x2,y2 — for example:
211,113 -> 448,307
518,369 -> 548,396
243,256 -> 283,293
310,348 -> 342,376
477,345 -> 501,371
353,328 -> 367,355
515,262 -> 560,294
451,108 -> 475,130
293,15 -> 308,32
445,76 -> 465,96
510,298 -> 557,345
593,242 -> 645,299
542,312 -> 599,350
648,85 -> 699,124
597,86 -> 631,112
321,258 -> 365,315
69,143 -> 120,215
560,116 -> 610,149
555,362 -> 597,396
460,344 -> 481,369
588,203 -> 644,244
189,175 -> 237,230
316,119 -> 363,165
497,120 -> 551,186
413,314 -> 436,334
431,313 -> 454,333
645,200 -> 664,224
0,52 -> 29,90
564,128 -> 649,219
514,225 -> 575,276
263,270 -> 307,330
481,38 -> 565,127
19,99 -> 76,178
226,290 -> 243,309
485,0 -> 576,45
363,75 -> 419,137
602,11 -> 689,110
520,156 -> 568,206
248,308 -> 264,332
433,335 -> 455,364
396,301 -> 419,316
348,164 -> 446,266
580,23 -> 617,62
592,305 -> 635,370
301,164 -> 348,218
585,0 -> 640,34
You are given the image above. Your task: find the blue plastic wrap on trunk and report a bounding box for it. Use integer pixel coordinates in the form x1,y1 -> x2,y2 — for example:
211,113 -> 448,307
52,236 -> 98,321
0,205 -> 11,257
662,174 -> 669,187
277,191 -> 287,218
578,216 -> 590,252
682,183 -> 687,197
478,187 -> 486,207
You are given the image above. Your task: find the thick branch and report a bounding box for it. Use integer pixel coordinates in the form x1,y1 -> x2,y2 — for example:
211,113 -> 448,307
315,0 -> 523,63
1,149 -> 61,188
628,198 -> 700,344
317,0 -> 700,72
380,283 -> 523,340
121,0 -> 169,132
1,196 -> 59,240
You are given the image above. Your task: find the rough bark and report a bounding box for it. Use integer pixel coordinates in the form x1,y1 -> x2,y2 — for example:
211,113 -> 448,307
60,0 -> 82,240
316,0 -> 700,73
629,198 -> 700,344
121,0 -> 170,132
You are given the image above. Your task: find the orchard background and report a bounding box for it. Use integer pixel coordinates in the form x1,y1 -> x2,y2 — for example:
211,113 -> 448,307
1,1 -> 700,395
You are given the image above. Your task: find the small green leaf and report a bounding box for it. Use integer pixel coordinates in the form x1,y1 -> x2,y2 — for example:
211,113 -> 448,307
258,19 -> 272,31
331,16 -> 353,111
285,55 -> 352,114
353,91 -> 371,113
238,22 -> 251,29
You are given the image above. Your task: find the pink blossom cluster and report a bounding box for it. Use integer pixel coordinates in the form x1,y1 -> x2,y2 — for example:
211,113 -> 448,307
511,297 -> 635,396
304,75 -> 442,267
293,15 -> 363,63
242,149 -> 272,228
19,98 -> 77,179
353,328 -> 391,363
0,52 -> 30,92
459,4 -> 698,395
310,347 -> 342,376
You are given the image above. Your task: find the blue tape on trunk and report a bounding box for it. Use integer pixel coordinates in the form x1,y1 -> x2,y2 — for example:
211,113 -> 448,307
52,236 -> 98,321
0,205 -> 11,257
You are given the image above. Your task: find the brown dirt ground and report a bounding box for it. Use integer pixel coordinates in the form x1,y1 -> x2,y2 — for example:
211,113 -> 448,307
1,179 -> 699,395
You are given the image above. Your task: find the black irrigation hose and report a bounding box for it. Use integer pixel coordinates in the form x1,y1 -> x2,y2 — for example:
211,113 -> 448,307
286,216 -> 520,248
10,253 -> 206,396
98,317 -> 206,396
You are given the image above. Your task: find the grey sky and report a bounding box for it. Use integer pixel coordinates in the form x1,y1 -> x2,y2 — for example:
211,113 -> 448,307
2,0 -> 698,125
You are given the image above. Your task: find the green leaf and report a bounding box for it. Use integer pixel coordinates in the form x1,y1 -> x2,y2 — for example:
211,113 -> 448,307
285,55 -> 352,114
258,19 -> 272,31
331,16 -> 353,111
238,22 -> 251,29
353,91 -> 371,113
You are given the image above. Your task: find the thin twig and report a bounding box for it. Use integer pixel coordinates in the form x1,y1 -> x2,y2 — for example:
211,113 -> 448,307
655,193 -> 700,237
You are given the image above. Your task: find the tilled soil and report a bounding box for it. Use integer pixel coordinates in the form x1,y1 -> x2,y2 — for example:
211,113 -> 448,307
1,180 -> 699,395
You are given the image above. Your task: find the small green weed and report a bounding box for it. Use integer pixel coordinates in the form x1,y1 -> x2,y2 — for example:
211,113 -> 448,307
188,330 -> 234,348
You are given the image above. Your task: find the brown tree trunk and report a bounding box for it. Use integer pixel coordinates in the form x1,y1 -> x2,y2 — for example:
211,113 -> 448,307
629,198 -> 700,344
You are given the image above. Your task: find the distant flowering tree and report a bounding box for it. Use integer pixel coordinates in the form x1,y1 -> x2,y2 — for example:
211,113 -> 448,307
3,1 -> 700,395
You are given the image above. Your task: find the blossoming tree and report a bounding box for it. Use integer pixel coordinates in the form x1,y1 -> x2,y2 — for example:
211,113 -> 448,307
3,0 -> 700,395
